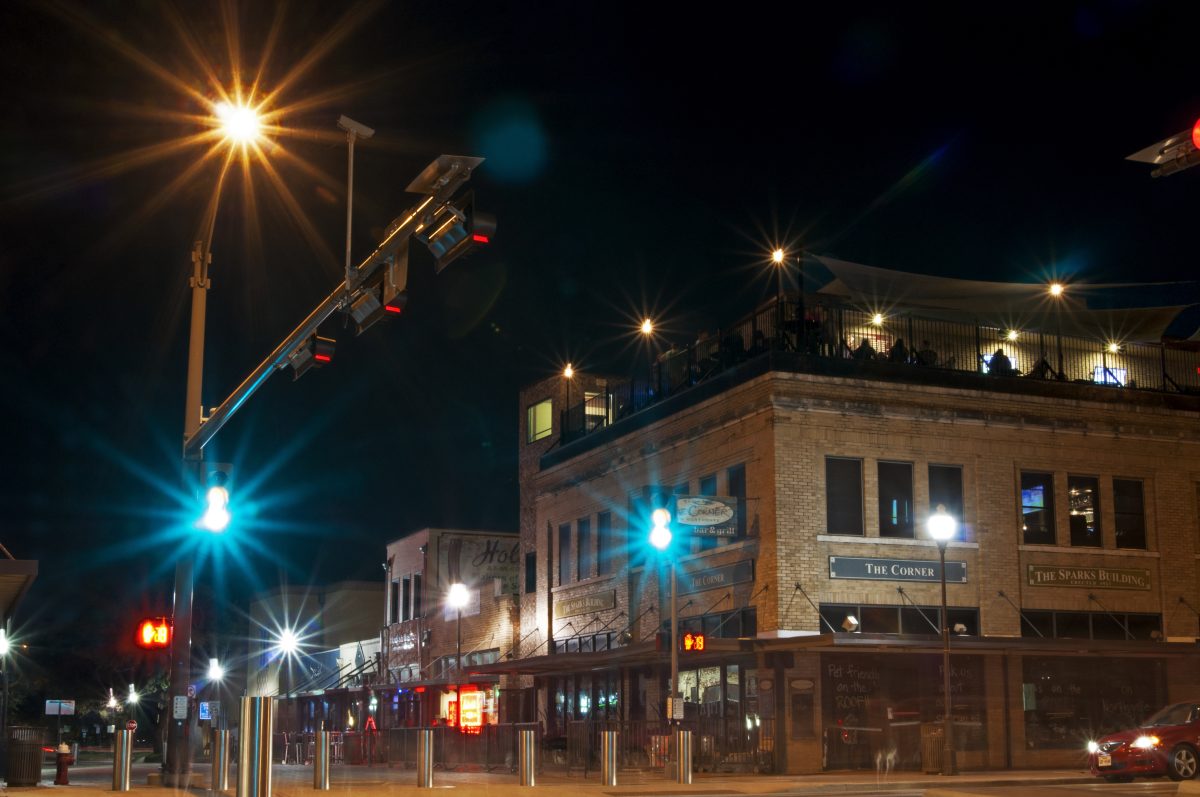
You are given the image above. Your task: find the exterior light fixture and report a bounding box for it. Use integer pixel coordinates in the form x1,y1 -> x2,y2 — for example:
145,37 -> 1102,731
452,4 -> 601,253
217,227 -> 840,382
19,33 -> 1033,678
208,658 -> 225,682
871,313 -> 884,326
640,318 -> 654,336
927,503 -> 959,776
1107,342 -> 1121,354
563,364 -> 574,379
1048,282 -> 1065,297
1006,330 -> 1019,342
841,615 -> 860,632
771,248 -> 785,264
215,101 -> 262,144
275,628 -> 299,656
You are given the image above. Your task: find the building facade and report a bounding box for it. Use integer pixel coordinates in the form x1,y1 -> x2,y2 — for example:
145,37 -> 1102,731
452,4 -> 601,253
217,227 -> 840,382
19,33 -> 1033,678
496,274 -> 1200,774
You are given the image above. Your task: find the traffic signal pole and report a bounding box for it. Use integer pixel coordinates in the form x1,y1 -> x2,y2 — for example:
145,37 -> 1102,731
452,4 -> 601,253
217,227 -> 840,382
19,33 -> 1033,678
168,155 -> 486,786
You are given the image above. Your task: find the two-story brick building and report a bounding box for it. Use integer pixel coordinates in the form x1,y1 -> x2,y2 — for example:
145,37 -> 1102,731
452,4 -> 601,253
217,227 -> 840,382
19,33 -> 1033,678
485,260 -> 1200,774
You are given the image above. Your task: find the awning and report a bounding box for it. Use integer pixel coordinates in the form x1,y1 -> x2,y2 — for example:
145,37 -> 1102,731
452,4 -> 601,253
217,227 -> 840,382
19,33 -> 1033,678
813,255 -> 1195,344
0,559 -> 37,624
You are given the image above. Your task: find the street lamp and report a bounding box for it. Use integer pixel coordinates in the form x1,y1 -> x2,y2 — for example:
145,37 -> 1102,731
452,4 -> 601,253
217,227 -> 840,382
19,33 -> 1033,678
0,628 -> 8,744
563,364 -> 574,439
927,504 -> 958,776
447,583 -> 469,727
1048,282 -> 1066,380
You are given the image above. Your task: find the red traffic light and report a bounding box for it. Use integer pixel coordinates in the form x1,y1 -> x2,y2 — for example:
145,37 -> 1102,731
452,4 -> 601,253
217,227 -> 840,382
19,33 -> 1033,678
681,632 -> 706,652
136,617 -> 172,649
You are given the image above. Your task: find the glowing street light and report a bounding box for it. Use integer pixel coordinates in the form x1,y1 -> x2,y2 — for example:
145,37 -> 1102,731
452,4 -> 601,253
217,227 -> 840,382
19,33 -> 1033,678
872,313 -> 884,326
127,684 -> 140,705
1048,282 -> 1066,379
106,688 -> 119,710
1048,282 -> 1065,297
648,507 -> 681,745
275,628 -> 300,657
640,318 -> 654,336
927,504 -> 959,776
214,101 -> 262,144
207,658 -> 225,682
1006,330 -> 1019,342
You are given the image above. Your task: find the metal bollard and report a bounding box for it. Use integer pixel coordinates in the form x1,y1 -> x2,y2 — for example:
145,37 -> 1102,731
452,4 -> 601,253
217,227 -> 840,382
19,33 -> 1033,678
237,696 -> 275,797
112,729 -> 133,791
518,729 -> 536,787
600,730 -> 618,786
675,729 -> 692,785
416,728 -> 433,788
313,730 -> 330,790
212,729 -> 231,794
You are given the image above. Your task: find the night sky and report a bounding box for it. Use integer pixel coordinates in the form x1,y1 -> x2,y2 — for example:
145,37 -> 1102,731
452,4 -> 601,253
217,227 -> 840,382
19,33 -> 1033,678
1,1 -> 1197,697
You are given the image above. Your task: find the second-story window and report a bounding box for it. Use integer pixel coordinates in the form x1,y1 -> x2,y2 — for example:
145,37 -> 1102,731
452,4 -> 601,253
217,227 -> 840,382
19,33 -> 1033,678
878,461 -> 914,538
1114,479 -> 1147,549
577,517 -> 592,580
596,512 -> 613,576
929,464 -> 963,524
1068,475 -> 1101,547
826,457 -> 864,535
558,523 -> 572,585
728,464 -> 747,537
1021,471 -> 1056,545
524,551 -> 536,594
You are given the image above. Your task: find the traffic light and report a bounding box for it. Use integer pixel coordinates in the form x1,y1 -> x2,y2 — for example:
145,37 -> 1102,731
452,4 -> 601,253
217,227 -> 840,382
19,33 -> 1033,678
198,462 -> 232,532
136,617 -> 172,650
417,191 -> 496,273
349,240 -> 409,335
681,632 -> 706,652
288,334 -> 336,380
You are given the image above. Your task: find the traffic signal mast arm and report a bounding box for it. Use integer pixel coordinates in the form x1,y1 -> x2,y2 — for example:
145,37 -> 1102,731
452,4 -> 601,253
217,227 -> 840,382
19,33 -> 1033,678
181,155 -> 483,460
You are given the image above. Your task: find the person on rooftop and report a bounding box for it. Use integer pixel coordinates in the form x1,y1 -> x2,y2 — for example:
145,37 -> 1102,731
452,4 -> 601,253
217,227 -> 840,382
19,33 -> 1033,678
988,347 -> 1015,376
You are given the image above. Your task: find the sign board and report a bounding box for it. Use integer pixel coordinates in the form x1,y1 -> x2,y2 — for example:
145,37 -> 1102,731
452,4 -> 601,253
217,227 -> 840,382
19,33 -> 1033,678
45,699 -> 75,716
173,695 -> 189,720
554,589 -> 616,621
1026,564 -> 1151,591
680,559 -> 754,594
829,556 -> 967,583
437,533 -> 520,595
126,720 -> 137,732
674,495 -> 739,537
186,685 -> 196,698
667,697 -> 684,720
199,701 -> 211,721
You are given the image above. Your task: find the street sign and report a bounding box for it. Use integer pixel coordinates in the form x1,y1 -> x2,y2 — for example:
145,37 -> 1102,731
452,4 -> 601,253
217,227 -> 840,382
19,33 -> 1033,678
45,699 -> 75,716
126,720 -> 137,732
199,701 -> 215,721
186,685 -> 196,698
173,695 -> 188,720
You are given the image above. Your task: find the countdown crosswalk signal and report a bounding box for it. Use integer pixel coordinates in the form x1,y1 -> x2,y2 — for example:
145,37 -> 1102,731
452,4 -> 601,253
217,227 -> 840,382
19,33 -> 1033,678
136,617 -> 172,650
681,632 -> 706,652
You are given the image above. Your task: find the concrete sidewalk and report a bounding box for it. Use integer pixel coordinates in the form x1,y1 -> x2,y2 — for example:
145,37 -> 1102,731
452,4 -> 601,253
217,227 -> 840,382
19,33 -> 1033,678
17,763 -> 1098,796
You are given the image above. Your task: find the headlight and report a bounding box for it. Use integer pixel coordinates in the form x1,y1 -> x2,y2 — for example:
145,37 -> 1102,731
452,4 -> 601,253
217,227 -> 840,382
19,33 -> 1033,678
1087,741 -> 1099,753
1133,735 -> 1161,749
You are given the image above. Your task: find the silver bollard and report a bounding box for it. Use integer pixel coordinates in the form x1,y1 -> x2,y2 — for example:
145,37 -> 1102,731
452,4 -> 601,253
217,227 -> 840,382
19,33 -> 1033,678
416,728 -> 433,788
212,729 -> 231,794
112,729 -> 133,791
600,730 -> 618,786
237,696 -> 275,797
313,730 -> 330,790
518,729 -> 536,787
675,729 -> 692,785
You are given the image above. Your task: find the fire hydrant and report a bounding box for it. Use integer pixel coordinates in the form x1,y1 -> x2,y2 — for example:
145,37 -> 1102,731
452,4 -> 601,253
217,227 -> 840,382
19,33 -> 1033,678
54,742 -> 74,785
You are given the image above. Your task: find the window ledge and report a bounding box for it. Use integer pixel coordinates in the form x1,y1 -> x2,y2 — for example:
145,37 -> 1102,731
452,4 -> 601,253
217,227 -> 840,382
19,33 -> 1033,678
817,534 -> 979,550
1018,544 -> 1158,557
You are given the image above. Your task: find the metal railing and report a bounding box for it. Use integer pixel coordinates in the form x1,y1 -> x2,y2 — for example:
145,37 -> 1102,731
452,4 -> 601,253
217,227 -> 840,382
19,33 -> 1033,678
561,296 -> 1200,444
552,717 -> 774,775
381,723 -> 541,772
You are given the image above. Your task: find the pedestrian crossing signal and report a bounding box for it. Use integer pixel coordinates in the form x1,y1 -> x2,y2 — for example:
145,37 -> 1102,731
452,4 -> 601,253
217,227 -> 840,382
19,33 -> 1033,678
136,617 -> 172,650
681,632 -> 706,652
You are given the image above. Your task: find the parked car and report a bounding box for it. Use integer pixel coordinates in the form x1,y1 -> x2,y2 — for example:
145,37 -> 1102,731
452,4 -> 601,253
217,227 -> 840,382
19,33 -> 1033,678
1088,702 -> 1200,781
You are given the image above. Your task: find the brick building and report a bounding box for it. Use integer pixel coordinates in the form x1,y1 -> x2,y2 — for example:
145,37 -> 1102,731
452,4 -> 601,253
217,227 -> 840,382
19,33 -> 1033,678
486,261 -> 1200,774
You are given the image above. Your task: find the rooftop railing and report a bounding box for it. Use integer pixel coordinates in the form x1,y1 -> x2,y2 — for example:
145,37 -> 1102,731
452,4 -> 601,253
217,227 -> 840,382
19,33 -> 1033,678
561,296 -> 1200,445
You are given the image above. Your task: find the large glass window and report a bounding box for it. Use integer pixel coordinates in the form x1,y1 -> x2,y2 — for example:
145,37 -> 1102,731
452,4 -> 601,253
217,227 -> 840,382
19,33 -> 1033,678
1020,471 -> 1056,545
1068,475 -> 1101,547
577,517 -> 592,580
878,461 -> 914,538
1022,657 -> 1164,749
929,465 -> 964,523
826,457 -> 863,535
557,523 -> 571,586
1018,610 -> 1161,640
1114,479 -> 1147,549
526,399 -> 553,443
596,512 -> 613,576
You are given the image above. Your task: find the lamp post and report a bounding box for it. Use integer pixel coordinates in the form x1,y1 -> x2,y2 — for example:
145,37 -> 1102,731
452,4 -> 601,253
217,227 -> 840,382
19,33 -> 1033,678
563,364 -> 574,440
1048,282 -> 1065,380
447,583 -> 469,722
170,100 -> 262,785
639,319 -> 655,405
771,249 -> 785,347
927,504 -> 958,776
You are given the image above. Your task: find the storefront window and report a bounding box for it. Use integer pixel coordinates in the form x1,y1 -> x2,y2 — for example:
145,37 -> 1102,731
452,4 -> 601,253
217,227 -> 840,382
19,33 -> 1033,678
822,653 -> 987,770
1022,657 -> 1164,749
